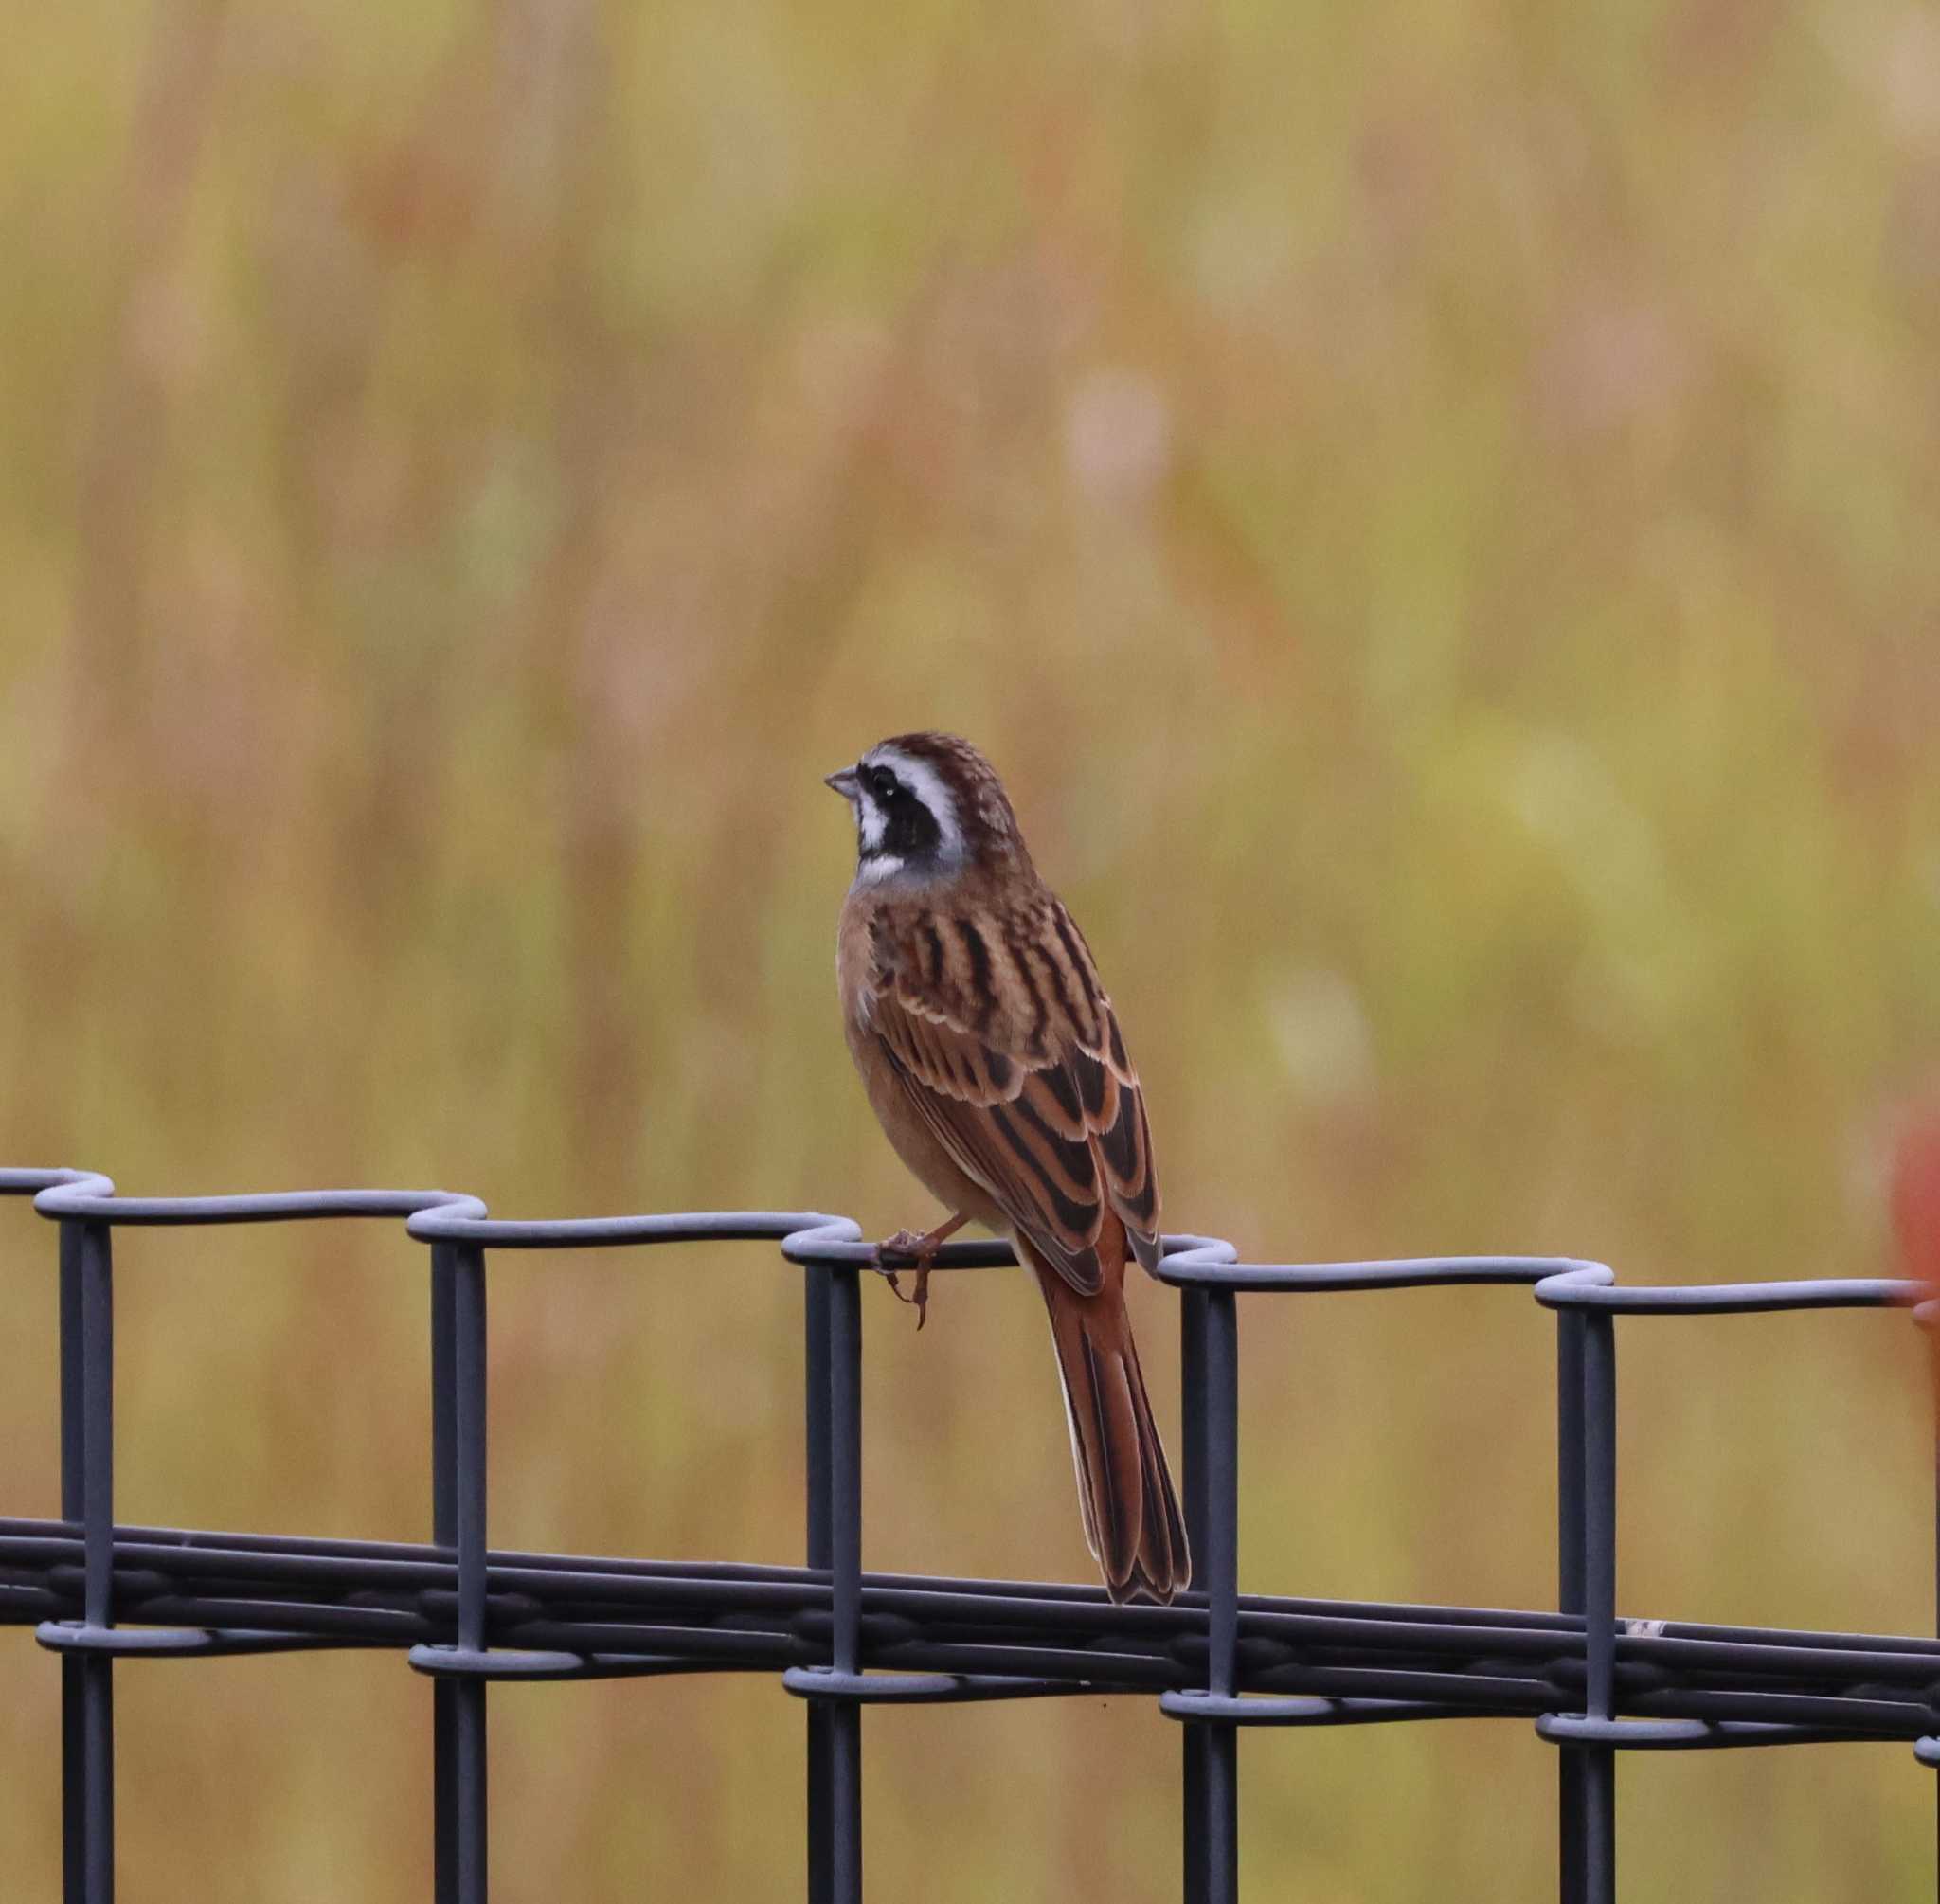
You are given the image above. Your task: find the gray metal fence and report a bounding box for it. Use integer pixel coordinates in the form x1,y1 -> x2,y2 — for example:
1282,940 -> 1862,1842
4,1165 -> 1936,1904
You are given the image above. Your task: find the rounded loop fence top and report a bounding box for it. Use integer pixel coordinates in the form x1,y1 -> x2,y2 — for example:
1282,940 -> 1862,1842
1157,1235 -> 1610,1293
410,1209 -> 857,1249
0,1169 -> 111,1198
1535,1267 -> 1925,1315
781,1225 -> 1015,1269
783,1230 -> 1245,1273
31,1181 -> 486,1227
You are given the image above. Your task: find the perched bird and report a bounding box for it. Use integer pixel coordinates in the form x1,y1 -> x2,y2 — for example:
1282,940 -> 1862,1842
825,731 -> 1190,1605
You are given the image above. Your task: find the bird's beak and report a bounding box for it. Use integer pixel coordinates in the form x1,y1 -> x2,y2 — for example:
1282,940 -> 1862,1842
824,766 -> 861,801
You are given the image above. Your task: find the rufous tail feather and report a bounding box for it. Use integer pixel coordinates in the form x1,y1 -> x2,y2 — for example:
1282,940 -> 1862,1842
1025,1231 -> 1190,1605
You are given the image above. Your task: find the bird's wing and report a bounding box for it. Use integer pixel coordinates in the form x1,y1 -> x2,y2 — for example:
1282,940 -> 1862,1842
867,898 -> 1160,1295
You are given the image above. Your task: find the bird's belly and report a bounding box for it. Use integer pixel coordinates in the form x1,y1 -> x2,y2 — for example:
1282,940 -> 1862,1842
846,1020 -> 1005,1230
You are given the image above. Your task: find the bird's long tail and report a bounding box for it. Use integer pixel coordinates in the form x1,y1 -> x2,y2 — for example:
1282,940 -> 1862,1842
1023,1230 -> 1191,1605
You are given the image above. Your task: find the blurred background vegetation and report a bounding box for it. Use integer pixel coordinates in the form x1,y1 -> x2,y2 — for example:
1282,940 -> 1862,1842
4,0 -> 1939,1895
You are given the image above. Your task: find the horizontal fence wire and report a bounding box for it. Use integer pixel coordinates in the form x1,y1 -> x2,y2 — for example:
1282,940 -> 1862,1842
3,1167 -> 1938,1904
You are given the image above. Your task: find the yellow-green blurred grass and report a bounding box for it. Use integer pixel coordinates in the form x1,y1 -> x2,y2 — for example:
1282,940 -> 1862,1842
4,0 -> 1940,1895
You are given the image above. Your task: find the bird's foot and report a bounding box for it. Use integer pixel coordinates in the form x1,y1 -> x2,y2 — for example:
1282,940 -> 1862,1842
871,1217 -> 967,1330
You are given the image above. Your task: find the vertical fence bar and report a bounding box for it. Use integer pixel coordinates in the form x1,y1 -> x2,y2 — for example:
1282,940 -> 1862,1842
1180,1287 -> 1209,1567
805,1267 -> 834,1904
1580,1311 -> 1617,1904
431,1242 -> 459,1904
1203,1288 -> 1239,1904
1556,1309 -> 1587,1904
826,1265 -> 864,1904
451,1243 -> 489,1903
59,1221 -> 84,1520
1180,1289 -> 1208,1904
1180,1286 -> 1239,1904
72,1219 -> 115,1904
56,1219 -> 92,1904
806,1268 -> 834,1570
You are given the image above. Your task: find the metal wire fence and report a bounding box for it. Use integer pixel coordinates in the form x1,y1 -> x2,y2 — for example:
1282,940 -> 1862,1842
3,1164 -> 1937,1904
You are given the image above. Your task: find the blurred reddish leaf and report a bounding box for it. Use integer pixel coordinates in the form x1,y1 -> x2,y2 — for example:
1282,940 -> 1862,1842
1892,1107 -> 1940,1290
1892,1106 -> 1940,1432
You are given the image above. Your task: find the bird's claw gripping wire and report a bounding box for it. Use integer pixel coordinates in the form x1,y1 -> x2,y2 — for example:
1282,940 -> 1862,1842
871,1216 -> 967,1330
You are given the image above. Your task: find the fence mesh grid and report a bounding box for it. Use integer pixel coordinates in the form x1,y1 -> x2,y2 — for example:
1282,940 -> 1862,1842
4,1165 -> 1937,1904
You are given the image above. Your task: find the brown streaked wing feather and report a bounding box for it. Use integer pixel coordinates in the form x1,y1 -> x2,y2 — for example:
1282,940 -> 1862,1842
1040,902 -> 1163,1271
874,997 -> 1105,1292
1073,1033 -> 1160,1270
868,896 -> 1163,1293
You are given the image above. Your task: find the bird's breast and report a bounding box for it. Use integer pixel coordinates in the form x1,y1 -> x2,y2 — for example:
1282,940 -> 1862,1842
835,891 -> 878,1028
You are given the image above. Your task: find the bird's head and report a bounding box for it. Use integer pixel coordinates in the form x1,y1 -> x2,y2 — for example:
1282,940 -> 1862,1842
824,732 -> 1032,889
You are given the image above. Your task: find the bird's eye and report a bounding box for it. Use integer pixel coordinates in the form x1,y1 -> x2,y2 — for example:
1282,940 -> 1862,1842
870,769 -> 901,802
